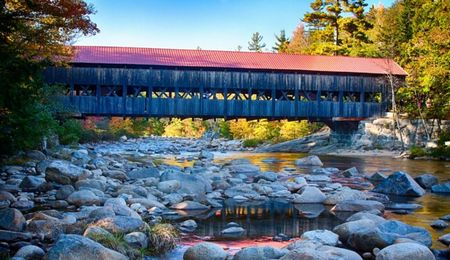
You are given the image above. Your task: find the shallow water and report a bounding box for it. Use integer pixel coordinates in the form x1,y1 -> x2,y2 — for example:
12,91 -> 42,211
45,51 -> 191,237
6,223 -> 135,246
165,152 -> 450,250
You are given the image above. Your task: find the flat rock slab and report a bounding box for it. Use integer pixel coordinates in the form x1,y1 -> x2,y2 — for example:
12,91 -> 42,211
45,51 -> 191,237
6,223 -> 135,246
332,200 -> 385,212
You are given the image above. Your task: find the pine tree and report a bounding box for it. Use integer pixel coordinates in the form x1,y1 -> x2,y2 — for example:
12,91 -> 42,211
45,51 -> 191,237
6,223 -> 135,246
273,30 -> 290,53
248,32 -> 266,52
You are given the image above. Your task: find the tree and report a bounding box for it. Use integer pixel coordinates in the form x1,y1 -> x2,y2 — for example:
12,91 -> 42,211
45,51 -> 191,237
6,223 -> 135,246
287,23 -> 309,54
248,32 -> 266,52
0,0 -> 98,153
273,30 -> 290,53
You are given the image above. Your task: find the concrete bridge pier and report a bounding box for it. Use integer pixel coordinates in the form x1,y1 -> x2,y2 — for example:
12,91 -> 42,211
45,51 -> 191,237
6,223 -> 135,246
325,120 -> 360,145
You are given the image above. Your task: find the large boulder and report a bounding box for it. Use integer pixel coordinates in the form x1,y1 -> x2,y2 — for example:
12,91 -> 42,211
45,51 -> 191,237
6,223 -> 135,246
332,200 -> 385,212
45,234 -> 127,260
14,245 -> 45,259
373,171 -> 425,197
431,182 -> 450,193
19,176 -> 47,191
171,201 -> 210,210
224,184 -> 259,199
253,172 -> 278,182
67,190 -> 101,207
234,246 -> 287,260
293,186 -> 326,203
128,167 -> 160,180
280,245 -> 361,260
91,216 -> 146,233
323,188 -> 368,205
158,180 -> 181,193
414,174 -> 438,189
0,208 -> 26,231
224,159 -> 260,176
183,242 -> 228,260
376,242 -> 435,260
295,155 -> 323,166
300,230 -> 339,246
160,170 -> 211,198
221,226 -> 246,239
45,160 -> 91,185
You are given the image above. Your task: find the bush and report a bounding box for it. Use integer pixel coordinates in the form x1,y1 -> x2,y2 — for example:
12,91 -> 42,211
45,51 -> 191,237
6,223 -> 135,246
147,223 -> 178,255
57,119 -> 84,145
243,138 -> 263,148
409,145 -> 428,158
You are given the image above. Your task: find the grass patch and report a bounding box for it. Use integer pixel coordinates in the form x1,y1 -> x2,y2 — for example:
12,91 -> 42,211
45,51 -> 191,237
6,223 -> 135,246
146,223 -> 179,256
89,232 -> 141,259
242,138 -> 264,148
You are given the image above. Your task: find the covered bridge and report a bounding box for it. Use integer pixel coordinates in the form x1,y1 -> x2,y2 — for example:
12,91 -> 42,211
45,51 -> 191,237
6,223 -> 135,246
44,46 -> 407,126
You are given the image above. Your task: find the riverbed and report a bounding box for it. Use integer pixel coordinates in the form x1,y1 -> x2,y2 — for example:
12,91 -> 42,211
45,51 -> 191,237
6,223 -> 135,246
163,151 -> 450,251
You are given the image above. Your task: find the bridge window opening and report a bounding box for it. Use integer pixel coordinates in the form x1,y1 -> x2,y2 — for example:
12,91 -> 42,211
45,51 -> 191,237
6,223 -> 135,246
275,90 -> 295,101
300,91 -> 317,101
75,84 -> 96,96
343,92 -> 360,102
254,90 -> 272,101
320,91 -> 339,101
104,86 -> 123,97
365,92 -> 382,103
129,86 -> 146,97
152,88 -> 172,98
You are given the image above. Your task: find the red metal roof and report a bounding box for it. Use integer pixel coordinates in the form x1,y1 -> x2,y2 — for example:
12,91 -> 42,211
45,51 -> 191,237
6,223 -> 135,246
72,46 -> 407,76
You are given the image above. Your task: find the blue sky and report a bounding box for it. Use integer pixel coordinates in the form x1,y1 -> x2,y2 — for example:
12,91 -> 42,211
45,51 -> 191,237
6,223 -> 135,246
76,0 -> 394,51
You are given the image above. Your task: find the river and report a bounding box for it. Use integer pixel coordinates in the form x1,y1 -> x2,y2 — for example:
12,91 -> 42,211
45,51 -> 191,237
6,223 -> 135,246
164,152 -> 450,251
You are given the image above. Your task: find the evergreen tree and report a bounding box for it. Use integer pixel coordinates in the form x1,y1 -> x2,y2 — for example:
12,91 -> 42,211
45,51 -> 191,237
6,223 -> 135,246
248,32 -> 266,52
273,30 -> 290,53
287,23 -> 309,54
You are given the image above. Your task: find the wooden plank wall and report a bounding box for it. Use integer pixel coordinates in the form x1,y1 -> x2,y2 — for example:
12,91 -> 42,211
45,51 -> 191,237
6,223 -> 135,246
46,66 -> 390,119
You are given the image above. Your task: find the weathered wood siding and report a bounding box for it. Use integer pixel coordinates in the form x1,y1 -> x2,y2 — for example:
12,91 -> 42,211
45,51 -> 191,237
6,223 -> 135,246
46,65 -> 390,119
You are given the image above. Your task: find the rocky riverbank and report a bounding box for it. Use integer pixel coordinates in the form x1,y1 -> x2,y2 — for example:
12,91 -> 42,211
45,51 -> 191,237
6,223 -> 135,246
0,136 -> 449,259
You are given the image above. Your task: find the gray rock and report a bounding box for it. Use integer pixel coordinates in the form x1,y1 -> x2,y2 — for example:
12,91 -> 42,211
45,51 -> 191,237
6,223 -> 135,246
342,167 -> 360,177
373,171 -> 425,197
127,198 -> 166,209
12,199 -> 34,211
414,174 -> 438,189
45,160 -> 91,185
300,230 -> 339,246
199,151 -> 214,160
386,203 -> 422,211
0,230 -> 32,242
304,175 -> 331,182
124,232 -> 148,248
332,200 -> 385,212
346,212 -> 386,225
26,150 -> 46,161
369,172 -> 387,182
221,227 -> 245,239
293,186 -> 326,204
67,190 -> 101,207
431,182 -> 450,193
171,201 -> 210,210
160,170 -> 211,198
234,246 -> 287,260
225,159 -> 260,176
158,180 -> 181,193
254,172 -> 278,182
75,179 -> 106,192
128,167 -> 160,180
56,185 -> 75,200
183,242 -> 227,260
14,245 -> 45,260
295,155 -> 323,166
19,176 -> 46,191
438,233 -> 450,246
375,242 -> 435,260
179,220 -> 198,233
27,217 -> 64,241
333,219 -> 379,242
88,207 -> 116,220
45,234 -> 127,260
280,245 -> 362,260
430,220 -> 449,229
83,226 -> 114,239
91,216 -> 146,233
0,191 -> 16,203
440,214 -> 450,221
103,170 -> 128,181
224,184 -> 259,199
0,208 -> 26,231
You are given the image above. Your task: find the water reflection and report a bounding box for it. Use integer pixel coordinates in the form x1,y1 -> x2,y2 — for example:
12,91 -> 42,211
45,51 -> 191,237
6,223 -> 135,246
164,152 -> 450,249
183,199 -> 343,240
